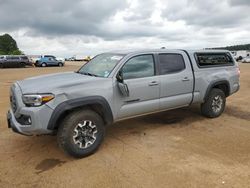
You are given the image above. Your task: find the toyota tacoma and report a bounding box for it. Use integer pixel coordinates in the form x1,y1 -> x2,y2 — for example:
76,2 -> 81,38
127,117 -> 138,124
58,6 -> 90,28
7,49 -> 240,158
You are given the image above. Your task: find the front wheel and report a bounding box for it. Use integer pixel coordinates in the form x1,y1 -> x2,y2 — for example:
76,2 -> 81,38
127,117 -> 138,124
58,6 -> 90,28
57,109 -> 105,158
41,63 -> 47,67
201,88 -> 226,118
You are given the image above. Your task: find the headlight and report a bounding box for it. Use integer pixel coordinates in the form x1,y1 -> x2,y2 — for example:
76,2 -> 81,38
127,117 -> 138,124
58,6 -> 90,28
22,94 -> 54,107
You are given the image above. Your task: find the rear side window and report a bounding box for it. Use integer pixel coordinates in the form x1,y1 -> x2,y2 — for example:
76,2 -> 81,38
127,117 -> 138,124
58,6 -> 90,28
8,56 -> 19,60
196,53 -> 234,67
158,54 -> 185,74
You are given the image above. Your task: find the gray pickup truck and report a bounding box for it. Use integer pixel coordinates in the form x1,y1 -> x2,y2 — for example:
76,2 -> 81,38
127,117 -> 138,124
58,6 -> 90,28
7,49 -> 240,158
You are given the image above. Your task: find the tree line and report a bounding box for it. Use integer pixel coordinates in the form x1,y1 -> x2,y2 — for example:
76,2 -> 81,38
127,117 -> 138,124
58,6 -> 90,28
209,44 -> 250,51
0,34 -> 22,55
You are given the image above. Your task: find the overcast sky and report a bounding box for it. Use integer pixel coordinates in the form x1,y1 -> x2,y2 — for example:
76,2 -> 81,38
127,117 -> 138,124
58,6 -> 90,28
0,0 -> 249,57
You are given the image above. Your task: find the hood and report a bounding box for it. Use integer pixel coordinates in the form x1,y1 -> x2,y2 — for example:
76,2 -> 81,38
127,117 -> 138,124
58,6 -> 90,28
17,72 -> 103,94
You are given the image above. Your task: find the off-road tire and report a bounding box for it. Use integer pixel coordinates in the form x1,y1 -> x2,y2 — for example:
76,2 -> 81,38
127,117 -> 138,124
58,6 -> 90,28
57,109 -> 105,158
201,88 -> 226,118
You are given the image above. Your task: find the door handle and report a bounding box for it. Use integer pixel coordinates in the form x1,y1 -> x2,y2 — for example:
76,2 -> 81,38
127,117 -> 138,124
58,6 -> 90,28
182,77 -> 190,82
148,81 -> 159,86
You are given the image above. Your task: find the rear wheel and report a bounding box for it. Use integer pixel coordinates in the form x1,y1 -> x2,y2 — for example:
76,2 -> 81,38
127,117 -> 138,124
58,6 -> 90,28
0,63 -> 3,68
41,63 -> 47,67
201,88 -> 226,118
57,109 -> 105,158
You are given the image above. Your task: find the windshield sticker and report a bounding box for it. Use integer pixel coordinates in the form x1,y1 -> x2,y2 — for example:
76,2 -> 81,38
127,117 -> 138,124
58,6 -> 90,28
104,71 -> 110,77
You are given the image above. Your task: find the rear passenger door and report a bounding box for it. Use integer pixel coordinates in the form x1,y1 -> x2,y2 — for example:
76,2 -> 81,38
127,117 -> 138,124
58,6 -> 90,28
157,52 -> 194,110
7,56 -> 19,67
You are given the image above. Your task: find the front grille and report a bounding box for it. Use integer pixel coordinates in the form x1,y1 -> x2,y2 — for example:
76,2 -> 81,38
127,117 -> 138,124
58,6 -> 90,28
10,89 -> 17,113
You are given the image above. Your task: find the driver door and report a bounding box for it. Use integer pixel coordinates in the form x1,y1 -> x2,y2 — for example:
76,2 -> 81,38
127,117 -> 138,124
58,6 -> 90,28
114,54 -> 160,120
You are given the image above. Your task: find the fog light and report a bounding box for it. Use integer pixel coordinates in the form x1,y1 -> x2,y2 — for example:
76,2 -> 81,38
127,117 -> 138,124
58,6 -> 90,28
16,115 -> 32,125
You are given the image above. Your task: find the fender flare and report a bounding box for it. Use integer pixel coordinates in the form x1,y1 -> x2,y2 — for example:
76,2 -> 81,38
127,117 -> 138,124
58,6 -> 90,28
47,96 -> 113,130
204,80 -> 230,101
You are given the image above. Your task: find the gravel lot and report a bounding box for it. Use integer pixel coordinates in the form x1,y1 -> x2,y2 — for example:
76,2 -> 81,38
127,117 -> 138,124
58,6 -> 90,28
0,62 -> 250,188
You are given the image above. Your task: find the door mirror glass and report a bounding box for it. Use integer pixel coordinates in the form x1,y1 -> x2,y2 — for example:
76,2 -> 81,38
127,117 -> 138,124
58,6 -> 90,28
117,82 -> 129,97
116,71 -> 129,96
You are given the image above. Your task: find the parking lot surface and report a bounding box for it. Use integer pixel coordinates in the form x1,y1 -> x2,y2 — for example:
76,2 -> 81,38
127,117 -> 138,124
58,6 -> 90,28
0,62 -> 250,187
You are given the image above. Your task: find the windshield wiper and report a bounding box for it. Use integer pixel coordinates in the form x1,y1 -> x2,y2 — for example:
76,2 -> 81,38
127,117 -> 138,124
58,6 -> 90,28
77,71 -> 99,77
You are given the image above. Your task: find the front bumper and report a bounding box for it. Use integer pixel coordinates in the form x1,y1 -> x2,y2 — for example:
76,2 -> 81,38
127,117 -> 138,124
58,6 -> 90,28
231,82 -> 240,94
7,110 -> 32,136
8,83 -> 55,136
7,107 -> 54,136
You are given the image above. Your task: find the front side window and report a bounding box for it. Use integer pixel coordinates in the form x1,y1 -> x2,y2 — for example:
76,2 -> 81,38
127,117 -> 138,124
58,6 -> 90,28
196,53 -> 234,67
122,54 -> 155,80
158,54 -> 185,74
78,53 -> 124,77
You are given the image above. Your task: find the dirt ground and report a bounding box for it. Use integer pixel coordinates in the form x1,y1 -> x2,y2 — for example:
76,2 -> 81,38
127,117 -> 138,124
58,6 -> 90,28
0,62 -> 250,188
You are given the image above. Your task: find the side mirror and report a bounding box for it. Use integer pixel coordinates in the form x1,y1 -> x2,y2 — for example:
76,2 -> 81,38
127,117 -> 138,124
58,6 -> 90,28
116,71 -> 129,97
116,71 -> 123,83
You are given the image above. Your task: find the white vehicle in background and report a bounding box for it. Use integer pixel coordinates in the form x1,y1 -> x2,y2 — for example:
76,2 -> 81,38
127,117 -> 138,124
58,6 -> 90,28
74,55 -> 84,61
66,55 -> 92,61
28,55 -> 42,64
66,57 -> 76,61
66,55 -> 83,61
231,50 -> 250,61
242,56 -> 250,63
56,57 -> 65,62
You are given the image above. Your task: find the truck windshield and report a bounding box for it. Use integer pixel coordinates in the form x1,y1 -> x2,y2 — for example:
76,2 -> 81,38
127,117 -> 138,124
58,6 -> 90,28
77,53 -> 124,77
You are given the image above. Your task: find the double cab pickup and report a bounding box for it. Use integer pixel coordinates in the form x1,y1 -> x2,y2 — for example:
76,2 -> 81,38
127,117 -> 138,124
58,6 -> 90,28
7,49 -> 240,158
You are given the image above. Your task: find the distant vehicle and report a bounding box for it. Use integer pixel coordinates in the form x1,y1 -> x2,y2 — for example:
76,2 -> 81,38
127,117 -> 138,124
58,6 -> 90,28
231,50 -> 250,61
242,56 -> 250,63
75,55 -> 84,61
28,55 -> 42,64
66,57 -> 76,61
0,55 -> 32,68
35,55 -> 64,67
83,56 -> 91,62
66,56 -> 91,61
56,57 -> 65,62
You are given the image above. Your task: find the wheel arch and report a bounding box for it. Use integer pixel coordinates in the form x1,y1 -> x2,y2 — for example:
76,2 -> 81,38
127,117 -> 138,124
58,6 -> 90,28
47,96 -> 113,130
204,80 -> 230,101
